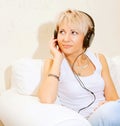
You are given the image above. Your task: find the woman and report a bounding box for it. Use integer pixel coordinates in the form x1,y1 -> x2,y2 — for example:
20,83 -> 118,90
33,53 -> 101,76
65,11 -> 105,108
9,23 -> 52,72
38,9 -> 120,125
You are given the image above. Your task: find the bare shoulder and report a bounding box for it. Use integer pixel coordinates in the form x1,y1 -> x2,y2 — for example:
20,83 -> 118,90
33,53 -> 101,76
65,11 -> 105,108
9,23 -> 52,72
97,53 -> 107,64
96,53 -> 109,71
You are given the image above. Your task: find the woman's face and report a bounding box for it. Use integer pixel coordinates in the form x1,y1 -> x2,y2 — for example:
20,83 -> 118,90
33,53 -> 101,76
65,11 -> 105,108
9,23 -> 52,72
57,23 -> 85,56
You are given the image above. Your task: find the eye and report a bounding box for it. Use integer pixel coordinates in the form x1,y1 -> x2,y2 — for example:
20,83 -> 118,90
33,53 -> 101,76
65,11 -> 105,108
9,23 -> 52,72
71,31 -> 78,35
59,30 -> 65,35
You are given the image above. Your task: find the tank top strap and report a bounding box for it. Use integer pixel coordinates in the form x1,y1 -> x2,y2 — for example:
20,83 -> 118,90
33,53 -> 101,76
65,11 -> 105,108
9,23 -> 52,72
85,49 -> 102,71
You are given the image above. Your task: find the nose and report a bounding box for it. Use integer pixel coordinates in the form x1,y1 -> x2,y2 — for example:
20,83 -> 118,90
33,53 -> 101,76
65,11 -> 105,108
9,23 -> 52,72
64,33 -> 70,42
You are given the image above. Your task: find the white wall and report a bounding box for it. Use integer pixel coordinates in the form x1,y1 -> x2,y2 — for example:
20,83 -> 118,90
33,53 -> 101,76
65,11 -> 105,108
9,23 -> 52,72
0,0 -> 120,93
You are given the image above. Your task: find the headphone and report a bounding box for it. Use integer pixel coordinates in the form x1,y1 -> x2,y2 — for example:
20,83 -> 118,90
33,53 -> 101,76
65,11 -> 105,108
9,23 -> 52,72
80,11 -> 95,48
54,10 -> 95,49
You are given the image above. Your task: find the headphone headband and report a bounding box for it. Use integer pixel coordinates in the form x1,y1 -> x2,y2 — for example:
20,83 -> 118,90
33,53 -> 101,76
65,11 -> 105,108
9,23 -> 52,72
78,11 -> 95,29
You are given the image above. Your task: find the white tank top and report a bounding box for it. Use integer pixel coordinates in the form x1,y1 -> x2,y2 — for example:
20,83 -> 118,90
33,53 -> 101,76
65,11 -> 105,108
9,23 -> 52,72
58,49 -> 105,118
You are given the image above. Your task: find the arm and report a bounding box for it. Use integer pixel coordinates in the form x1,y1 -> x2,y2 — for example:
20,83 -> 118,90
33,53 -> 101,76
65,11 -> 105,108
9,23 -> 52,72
99,54 -> 119,101
38,38 -> 63,103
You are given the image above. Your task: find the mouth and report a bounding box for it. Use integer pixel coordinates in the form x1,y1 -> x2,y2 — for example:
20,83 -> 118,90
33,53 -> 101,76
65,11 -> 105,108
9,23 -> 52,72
62,45 -> 72,49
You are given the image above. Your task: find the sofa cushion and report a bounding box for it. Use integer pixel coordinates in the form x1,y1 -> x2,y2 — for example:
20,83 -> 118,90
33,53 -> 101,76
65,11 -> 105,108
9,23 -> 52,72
11,58 -> 44,95
107,56 -> 120,96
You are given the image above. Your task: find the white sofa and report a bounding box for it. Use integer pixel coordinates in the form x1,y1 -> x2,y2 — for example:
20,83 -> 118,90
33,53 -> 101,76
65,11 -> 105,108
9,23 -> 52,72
0,56 -> 120,126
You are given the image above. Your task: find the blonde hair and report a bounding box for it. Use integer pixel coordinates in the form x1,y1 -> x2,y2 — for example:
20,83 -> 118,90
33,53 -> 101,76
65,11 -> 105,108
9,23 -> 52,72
56,9 -> 94,36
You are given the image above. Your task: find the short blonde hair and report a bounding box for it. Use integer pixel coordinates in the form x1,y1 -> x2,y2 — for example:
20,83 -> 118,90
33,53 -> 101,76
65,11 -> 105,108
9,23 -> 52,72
56,9 -> 94,36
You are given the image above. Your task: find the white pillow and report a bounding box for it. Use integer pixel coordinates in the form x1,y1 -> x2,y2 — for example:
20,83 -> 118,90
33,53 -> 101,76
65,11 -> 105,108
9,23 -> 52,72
11,58 -> 44,95
0,91 -> 91,126
107,56 -> 120,96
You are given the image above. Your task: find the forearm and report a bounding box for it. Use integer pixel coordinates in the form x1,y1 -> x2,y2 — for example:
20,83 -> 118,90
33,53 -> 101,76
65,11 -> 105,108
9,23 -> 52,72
38,59 -> 61,103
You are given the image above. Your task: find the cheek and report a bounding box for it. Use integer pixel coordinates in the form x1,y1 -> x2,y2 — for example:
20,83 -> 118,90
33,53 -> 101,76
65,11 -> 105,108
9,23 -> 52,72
78,34 -> 84,41
57,34 -> 63,41
74,36 -> 84,45
57,36 -> 63,46
57,42 -> 62,50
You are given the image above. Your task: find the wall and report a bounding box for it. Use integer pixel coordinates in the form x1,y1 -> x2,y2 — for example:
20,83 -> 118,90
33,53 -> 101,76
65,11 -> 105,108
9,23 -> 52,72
0,0 -> 120,93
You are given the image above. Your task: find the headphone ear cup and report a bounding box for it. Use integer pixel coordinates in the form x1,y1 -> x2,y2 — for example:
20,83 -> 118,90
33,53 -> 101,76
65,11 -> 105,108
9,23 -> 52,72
54,30 -> 58,39
83,29 -> 94,48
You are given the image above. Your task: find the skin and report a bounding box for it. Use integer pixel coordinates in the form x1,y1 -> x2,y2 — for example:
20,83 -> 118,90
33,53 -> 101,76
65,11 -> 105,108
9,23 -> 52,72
38,22 -> 119,108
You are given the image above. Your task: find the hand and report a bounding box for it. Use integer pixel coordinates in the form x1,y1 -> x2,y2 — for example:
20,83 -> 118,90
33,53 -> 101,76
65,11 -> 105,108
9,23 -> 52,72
94,101 -> 108,111
49,38 -> 64,62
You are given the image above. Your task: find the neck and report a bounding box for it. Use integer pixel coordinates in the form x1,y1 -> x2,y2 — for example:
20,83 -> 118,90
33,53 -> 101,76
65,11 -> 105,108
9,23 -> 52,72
65,49 -> 86,66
